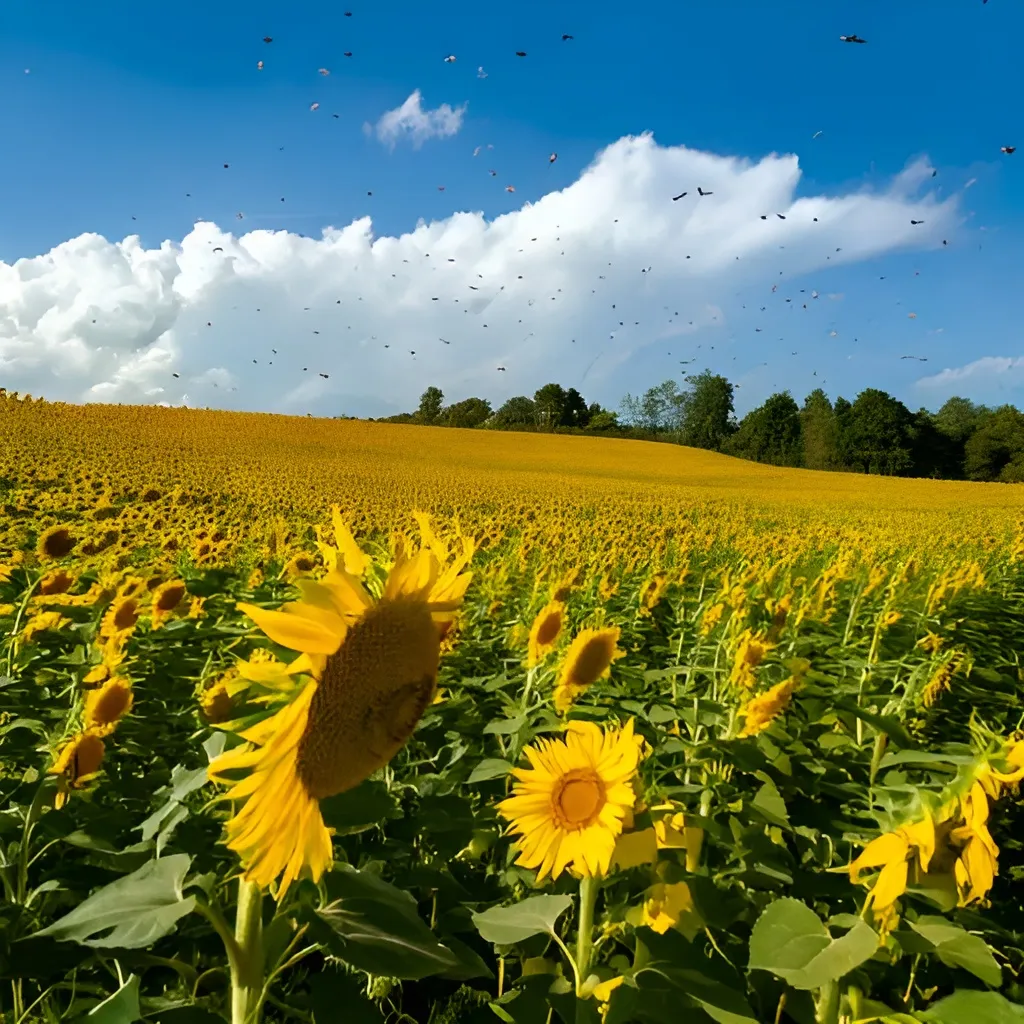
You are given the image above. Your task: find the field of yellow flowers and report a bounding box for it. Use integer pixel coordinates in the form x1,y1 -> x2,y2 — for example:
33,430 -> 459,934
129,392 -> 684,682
3,393 -> 1024,1024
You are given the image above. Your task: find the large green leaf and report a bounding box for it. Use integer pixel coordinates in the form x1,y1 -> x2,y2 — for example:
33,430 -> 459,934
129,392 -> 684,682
921,991 -> 1024,1024
85,974 -> 141,1024
472,894 -> 574,946
304,864 -> 459,980
318,780 -> 401,836
748,898 -> 877,990
639,966 -> 759,1024
33,855 -> 195,949
909,918 -> 1001,987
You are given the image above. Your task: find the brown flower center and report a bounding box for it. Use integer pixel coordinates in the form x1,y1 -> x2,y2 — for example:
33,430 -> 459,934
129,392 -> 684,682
297,598 -> 440,800
552,769 -> 606,830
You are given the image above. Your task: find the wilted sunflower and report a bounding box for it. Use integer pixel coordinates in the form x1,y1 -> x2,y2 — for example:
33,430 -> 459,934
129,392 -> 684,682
49,730 -> 106,808
527,600 -> 565,667
208,513 -> 474,896
497,719 -> 642,880
553,626 -> 622,713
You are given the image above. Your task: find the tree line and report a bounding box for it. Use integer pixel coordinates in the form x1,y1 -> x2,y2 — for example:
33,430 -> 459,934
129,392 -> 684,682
374,373 -> 1024,483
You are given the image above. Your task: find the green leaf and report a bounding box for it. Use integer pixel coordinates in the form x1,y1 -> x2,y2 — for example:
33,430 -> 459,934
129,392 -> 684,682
921,991 -> 1024,1024
484,716 -> 527,736
641,966 -> 759,1024
33,855 -> 195,949
85,974 -> 141,1024
909,917 -> 1002,987
831,699 -> 916,749
467,758 -> 513,783
318,780 -> 401,836
748,898 -> 878,990
304,864 -> 459,980
472,894 -> 574,946
750,782 -> 790,829
137,764 -> 208,854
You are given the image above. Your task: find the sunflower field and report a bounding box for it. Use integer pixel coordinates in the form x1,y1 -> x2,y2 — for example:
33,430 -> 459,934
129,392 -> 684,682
4,395 -> 1024,1024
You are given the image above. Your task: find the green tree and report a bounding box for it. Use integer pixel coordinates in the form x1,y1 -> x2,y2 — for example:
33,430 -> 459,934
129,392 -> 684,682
680,370 -> 735,450
964,406 -> 1024,482
799,389 -> 840,470
587,410 -> 619,431
416,386 -> 444,425
845,388 -> 915,475
724,392 -> 802,466
533,383 -> 567,428
441,397 -> 492,428
491,395 -> 538,428
909,408 -> 961,479
934,396 -> 986,444
933,396 -> 987,479
560,387 -> 591,427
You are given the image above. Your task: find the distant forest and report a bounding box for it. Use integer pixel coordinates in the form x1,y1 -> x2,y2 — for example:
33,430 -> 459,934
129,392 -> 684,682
374,372 -> 1024,483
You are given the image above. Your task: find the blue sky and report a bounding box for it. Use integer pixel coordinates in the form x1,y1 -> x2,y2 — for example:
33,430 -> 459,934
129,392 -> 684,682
1,0 -> 1022,418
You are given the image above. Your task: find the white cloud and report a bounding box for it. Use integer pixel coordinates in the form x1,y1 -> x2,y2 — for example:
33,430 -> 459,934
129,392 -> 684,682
0,133 -> 957,415
916,356 -> 1024,389
366,89 -> 466,149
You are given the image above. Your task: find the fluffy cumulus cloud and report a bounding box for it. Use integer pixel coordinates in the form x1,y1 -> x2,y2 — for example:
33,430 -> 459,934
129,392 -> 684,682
366,89 -> 467,149
0,133 -> 958,415
915,356 -> 1024,402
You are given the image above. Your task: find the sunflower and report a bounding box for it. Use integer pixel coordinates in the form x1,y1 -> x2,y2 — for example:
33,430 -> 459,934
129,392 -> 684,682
553,627 -> 622,713
152,579 -> 187,613
207,512 -> 474,896
100,595 -> 141,639
37,525 -> 75,560
497,719 -> 642,881
38,569 -> 76,597
527,600 -> 565,667
84,677 -> 134,734
49,730 -> 106,808
738,676 -> 799,737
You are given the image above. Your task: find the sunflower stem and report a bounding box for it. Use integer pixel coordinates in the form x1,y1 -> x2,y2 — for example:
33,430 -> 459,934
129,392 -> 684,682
575,875 -> 598,998
231,878 -> 265,1024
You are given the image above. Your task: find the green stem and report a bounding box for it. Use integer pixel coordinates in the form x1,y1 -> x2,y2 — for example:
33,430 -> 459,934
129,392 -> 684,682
575,875 -> 598,997
814,980 -> 840,1024
231,879 -> 265,1024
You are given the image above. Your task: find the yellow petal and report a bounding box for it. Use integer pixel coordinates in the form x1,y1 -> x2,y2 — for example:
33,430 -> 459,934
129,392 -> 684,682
611,828 -> 658,871
850,831 -> 909,882
331,506 -> 370,576
237,603 -> 343,655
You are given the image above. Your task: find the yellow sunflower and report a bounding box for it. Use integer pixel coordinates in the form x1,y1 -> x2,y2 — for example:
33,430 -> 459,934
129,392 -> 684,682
84,677 -> 134,735
497,719 -> 643,881
37,525 -> 75,561
553,627 -> 623,713
527,600 -> 565,667
49,730 -> 106,808
207,512 -> 474,896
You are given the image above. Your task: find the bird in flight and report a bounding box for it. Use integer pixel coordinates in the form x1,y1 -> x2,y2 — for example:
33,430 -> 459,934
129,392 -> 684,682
549,153 -> 558,163
515,51 -> 527,57
910,219 -> 924,225
444,55 -> 456,63
697,186 -> 713,196
840,34 -> 867,43
562,33 -> 573,40
672,191 -> 687,201
1002,146 -> 1016,154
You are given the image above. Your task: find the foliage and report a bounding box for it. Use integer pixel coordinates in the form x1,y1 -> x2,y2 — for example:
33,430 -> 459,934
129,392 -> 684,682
3,394 -> 1024,1023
